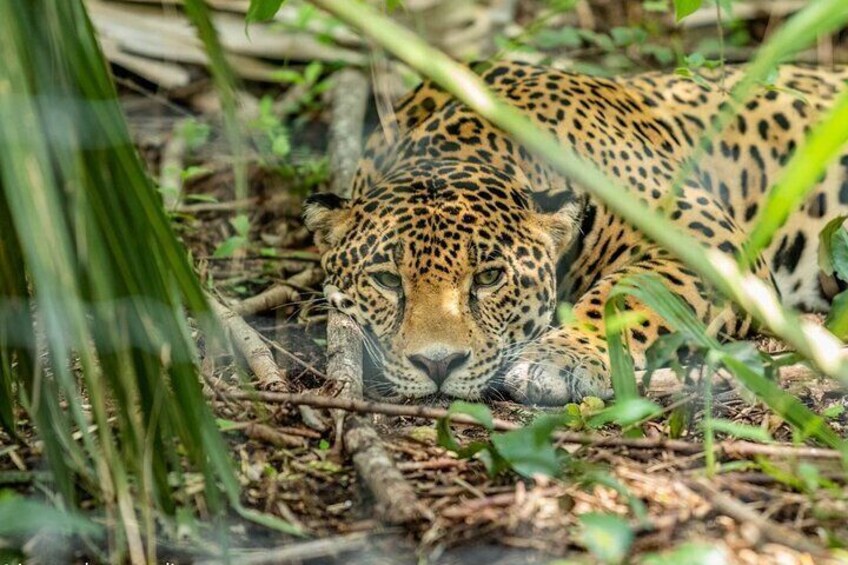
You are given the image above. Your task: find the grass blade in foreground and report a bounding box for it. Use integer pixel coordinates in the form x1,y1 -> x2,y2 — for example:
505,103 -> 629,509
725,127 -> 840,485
0,2 -> 243,559
305,0 -> 848,388
611,274 -> 845,453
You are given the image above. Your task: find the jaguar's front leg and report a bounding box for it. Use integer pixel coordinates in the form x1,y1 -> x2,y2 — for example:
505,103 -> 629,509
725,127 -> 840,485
505,323 -> 611,405
505,254 -> 720,405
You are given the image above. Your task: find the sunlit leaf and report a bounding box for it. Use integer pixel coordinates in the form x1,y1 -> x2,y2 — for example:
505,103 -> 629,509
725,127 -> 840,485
246,0 -> 285,22
641,542 -> 726,564
578,512 -> 633,564
588,398 -> 662,428
490,414 -> 569,478
673,0 -> 702,21
436,401 -> 493,456
706,418 -> 774,443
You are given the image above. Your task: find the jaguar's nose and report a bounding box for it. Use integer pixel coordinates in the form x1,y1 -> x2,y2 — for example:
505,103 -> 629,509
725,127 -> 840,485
407,348 -> 471,387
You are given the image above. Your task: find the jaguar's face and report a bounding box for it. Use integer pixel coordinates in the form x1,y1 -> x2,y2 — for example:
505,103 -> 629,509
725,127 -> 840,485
304,161 -> 578,399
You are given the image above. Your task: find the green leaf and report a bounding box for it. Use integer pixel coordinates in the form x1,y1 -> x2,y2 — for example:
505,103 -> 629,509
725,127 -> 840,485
642,0 -> 669,12
534,27 -> 582,50
178,118 -> 211,150
246,0 -> 285,22
490,414 -> 570,478
830,222 -> 848,282
668,403 -> 691,439
578,512 -> 633,564
436,401 -> 493,456
825,289 -> 848,339
589,398 -> 661,428
822,404 -> 845,419
673,0 -> 702,21
818,216 -> 847,276
185,193 -> 219,204
0,493 -> 102,537
706,418 -> 774,443
603,295 -> 639,401
643,332 -> 689,390
230,214 -> 250,237
272,134 -> 291,157
610,27 -> 646,47
447,400 -> 494,430
641,542 -> 726,564
213,236 -> 247,258
180,165 -> 212,182
271,68 -> 304,84
303,61 -> 324,85
216,418 -> 241,432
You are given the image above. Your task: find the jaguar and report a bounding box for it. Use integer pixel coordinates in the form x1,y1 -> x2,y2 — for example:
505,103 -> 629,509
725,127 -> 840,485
304,61 -> 848,404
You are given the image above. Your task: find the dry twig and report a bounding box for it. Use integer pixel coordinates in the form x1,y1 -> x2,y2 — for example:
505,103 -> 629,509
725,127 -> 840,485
209,295 -> 288,390
234,267 -> 324,316
207,293 -> 327,430
688,478 -> 822,555
215,388 -> 845,461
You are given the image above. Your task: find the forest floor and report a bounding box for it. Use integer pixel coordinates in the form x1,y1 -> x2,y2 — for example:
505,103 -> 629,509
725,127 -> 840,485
113,92 -> 848,563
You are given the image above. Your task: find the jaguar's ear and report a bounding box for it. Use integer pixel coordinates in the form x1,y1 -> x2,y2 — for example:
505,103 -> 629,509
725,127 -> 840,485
534,201 -> 583,256
303,193 -> 351,251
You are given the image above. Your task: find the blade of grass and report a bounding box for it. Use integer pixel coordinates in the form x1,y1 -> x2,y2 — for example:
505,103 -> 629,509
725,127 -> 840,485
183,0 -> 248,203
614,274 -> 845,452
305,0 -> 848,389
0,1 -> 257,557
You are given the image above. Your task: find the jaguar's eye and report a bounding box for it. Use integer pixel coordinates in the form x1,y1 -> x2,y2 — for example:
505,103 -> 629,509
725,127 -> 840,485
473,268 -> 504,288
371,271 -> 402,290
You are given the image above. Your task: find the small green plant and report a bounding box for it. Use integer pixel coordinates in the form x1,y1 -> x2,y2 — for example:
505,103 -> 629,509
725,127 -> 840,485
577,512 -> 634,564
272,60 -> 334,114
252,95 -> 292,161
819,216 -> 848,338
213,214 -> 251,257
436,401 -> 573,478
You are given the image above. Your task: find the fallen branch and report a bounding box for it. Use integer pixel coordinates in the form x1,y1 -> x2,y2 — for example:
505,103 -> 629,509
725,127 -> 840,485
208,293 -> 328,430
201,532 -> 371,565
234,267 -> 323,316
328,69 -> 369,195
241,422 -> 307,449
208,295 -> 288,390
214,388 -> 845,460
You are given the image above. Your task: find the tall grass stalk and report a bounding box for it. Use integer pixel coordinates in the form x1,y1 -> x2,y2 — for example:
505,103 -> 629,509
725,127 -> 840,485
0,2 -> 241,560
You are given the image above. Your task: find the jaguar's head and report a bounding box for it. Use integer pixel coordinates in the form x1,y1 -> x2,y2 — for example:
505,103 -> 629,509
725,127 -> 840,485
304,159 -> 579,399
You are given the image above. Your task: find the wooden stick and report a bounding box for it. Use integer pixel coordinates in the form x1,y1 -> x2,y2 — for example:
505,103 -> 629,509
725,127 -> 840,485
328,69 -> 369,195
216,388 -> 844,460
200,532 -> 371,565
234,267 -> 323,316
324,65 -> 424,524
208,295 -> 288,390
207,293 -> 327,429
688,477 -> 822,555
